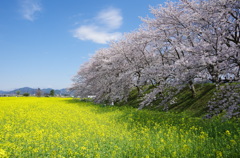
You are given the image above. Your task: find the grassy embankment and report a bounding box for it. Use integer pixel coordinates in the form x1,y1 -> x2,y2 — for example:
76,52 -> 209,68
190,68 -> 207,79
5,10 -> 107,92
0,96 -> 239,157
125,83 -> 220,116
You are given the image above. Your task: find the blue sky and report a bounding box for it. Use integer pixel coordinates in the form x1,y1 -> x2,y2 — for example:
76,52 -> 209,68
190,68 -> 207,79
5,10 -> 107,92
0,0 -> 165,91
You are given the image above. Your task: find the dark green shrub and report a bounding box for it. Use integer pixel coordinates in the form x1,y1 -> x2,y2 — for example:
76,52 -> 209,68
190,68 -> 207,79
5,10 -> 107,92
23,93 -> 30,97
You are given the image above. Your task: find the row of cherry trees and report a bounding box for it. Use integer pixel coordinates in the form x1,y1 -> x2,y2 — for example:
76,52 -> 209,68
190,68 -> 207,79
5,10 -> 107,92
71,0 -> 239,117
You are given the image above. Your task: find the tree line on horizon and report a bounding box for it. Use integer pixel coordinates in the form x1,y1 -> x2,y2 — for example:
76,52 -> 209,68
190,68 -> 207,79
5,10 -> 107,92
15,88 -> 55,97
71,0 -> 240,119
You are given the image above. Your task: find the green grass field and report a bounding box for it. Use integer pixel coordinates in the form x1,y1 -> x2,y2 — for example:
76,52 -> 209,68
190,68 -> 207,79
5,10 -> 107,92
0,97 -> 239,157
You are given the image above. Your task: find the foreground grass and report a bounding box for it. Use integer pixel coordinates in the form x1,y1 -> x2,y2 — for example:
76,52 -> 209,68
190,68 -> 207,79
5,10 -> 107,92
0,97 -> 239,157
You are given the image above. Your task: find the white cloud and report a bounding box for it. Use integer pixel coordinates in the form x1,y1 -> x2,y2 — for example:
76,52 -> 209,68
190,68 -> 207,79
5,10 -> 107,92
20,0 -> 42,21
73,7 -> 123,44
96,8 -> 123,30
73,25 -> 122,44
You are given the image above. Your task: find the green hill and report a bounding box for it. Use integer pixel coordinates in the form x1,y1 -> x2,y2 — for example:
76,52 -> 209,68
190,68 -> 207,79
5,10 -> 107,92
120,83 -> 239,118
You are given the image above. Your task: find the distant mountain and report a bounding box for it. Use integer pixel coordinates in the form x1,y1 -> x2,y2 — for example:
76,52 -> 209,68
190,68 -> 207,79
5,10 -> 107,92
13,87 -> 37,95
0,87 -> 72,96
0,90 -> 5,94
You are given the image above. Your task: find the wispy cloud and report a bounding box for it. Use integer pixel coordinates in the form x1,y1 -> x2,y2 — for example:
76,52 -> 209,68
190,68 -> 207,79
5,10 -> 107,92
73,7 -> 123,44
96,8 -> 123,30
73,25 -> 122,44
20,0 -> 42,21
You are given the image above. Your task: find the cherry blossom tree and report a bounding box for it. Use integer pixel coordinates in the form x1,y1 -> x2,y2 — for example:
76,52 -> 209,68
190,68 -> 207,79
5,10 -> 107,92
71,0 -> 239,116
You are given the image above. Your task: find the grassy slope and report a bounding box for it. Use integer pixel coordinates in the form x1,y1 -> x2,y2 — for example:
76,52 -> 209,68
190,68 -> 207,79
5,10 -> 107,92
122,83 -> 216,117
169,83 -> 216,117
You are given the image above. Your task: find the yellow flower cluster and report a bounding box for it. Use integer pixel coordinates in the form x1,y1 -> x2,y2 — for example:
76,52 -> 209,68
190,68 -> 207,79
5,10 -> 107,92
0,148 -> 8,158
0,97 -> 239,157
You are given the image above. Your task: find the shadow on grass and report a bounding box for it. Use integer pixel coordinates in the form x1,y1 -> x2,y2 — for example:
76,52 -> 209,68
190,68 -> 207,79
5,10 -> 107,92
62,83 -> 222,127
167,84 -> 216,117
61,97 -> 240,137
62,98 -> 202,129
62,83 -> 217,122
62,98 -> 124,114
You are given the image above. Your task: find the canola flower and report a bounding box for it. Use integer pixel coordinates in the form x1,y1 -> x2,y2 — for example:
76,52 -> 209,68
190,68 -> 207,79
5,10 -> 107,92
0,97 -> 239,157
0,148 -> 8,158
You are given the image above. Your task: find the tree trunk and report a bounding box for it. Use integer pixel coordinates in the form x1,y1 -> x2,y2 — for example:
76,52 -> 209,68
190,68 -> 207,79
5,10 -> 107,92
136,86 -> 141,96
188,80 -> 196,98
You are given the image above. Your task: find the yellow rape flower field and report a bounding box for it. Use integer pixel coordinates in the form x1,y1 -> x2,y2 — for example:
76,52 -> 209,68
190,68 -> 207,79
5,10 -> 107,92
0,97 -> 239,157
